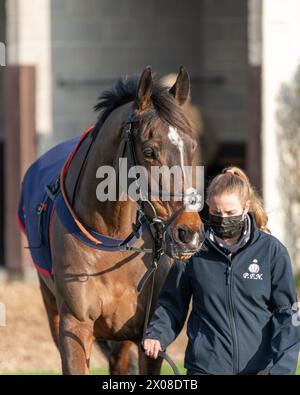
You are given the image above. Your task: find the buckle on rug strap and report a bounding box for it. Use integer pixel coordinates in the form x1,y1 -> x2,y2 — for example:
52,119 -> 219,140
44,176 -> 61,201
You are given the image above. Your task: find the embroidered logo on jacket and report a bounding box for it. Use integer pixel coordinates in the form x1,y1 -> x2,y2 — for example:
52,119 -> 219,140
242,259 -> 263,280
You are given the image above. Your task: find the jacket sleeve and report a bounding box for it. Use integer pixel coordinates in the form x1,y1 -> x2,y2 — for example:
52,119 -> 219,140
269,248 -> 300,375
144,259 -> 192,350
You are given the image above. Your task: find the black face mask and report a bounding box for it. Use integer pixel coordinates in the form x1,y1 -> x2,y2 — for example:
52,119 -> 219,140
209,213 -> 245,239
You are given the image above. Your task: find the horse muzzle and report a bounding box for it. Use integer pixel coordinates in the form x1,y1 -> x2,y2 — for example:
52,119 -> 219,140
163,227 -> 205,260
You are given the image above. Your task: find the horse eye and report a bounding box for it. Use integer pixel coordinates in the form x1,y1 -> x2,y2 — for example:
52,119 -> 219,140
143,147 -> 158,159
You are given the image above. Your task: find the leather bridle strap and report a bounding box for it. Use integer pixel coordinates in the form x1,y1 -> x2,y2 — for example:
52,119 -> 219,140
138,256 -> 180,376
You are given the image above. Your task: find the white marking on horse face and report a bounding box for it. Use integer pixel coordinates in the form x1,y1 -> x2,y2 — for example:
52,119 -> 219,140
168,126 -> 183,147
168,126 -> 185,176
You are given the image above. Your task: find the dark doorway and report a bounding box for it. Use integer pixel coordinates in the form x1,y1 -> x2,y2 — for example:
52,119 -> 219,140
0,143 -> 3,266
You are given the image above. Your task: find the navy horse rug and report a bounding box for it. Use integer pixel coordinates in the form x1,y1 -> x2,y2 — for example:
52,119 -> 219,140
17,127 -> 146,277
17,131 -> 87,276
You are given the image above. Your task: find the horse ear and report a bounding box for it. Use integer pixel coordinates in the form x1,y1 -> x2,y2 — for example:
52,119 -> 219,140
135,66 -> 153,112
169,66 -> 190,106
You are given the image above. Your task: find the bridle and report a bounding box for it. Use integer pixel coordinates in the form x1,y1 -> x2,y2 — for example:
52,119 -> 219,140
123,112 -> 185,248
122,110 -> 202,256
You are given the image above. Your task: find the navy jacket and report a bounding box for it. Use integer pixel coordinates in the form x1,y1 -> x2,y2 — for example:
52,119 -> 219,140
145,214 -> 300,375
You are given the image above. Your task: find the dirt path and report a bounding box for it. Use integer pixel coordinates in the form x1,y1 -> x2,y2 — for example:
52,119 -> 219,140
0,279 -> 187,372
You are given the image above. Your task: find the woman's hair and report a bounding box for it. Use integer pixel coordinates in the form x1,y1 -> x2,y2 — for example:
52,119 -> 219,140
207,166 -> 270,233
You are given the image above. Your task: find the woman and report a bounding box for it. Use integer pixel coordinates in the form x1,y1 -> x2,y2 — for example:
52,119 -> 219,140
143,167 -> 300,375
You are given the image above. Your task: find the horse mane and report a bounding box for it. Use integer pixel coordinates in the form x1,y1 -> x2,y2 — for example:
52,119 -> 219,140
93,75 -> 191,133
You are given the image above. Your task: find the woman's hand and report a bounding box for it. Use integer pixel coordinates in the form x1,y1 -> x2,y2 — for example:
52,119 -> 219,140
143,338 -> 163,359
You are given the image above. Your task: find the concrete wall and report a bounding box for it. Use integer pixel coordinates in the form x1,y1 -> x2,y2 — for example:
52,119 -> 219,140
3,0 -> 249,153
48,0 -> 205,152
49,0 -> 248,153
6,0 -> 52,140
262,0 -> 300,270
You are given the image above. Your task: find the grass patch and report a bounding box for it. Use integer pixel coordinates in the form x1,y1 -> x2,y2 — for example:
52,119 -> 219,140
2,361 -> 299,375
295,274 -> 300,291
0,362 -> 186,376
91,362 -> 186,375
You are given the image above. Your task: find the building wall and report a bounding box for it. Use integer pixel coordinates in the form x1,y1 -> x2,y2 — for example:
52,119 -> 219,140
48,0 -> 205,152
48,0 -> 248,153
262,0 -> 300,271
6,0 -> 52,139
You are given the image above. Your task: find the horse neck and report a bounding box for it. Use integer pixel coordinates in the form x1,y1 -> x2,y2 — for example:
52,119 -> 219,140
68,111 -> 137,239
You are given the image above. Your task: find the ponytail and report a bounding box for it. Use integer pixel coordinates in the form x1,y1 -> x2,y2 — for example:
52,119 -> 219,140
207,166 -> 271,233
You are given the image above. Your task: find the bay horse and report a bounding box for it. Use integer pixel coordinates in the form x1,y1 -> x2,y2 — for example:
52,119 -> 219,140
20,66 -> 205,374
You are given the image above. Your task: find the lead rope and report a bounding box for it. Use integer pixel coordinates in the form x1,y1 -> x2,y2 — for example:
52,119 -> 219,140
140,248 -> 180,375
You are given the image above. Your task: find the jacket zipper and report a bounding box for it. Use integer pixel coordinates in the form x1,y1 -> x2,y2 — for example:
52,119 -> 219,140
205,238 -> 242,374
226,253 -> 239,374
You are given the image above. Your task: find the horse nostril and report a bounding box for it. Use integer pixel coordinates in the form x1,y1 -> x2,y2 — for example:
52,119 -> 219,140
177,227 -> 195,244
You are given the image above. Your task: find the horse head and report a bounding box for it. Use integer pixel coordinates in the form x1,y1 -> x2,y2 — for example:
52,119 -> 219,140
128,66 -> 205,260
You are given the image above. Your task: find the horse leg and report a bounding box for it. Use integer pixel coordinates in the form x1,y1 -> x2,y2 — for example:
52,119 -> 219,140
39,275 -> 60,348
138,345 -> 163,375
96,339 -> 138,374
59,303 -> 94,375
